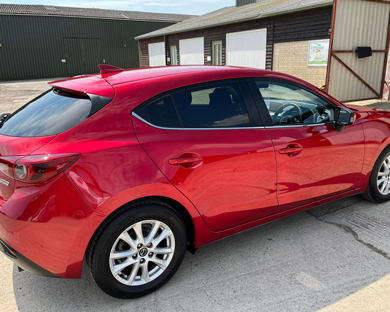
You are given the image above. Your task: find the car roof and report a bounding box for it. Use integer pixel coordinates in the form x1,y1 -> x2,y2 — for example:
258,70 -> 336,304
50,65 -> 325,99
99,66 -> 270,85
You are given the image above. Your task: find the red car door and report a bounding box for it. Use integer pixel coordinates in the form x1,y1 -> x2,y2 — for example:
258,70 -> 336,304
248,79 -> 365,212
132,80 -> 278,231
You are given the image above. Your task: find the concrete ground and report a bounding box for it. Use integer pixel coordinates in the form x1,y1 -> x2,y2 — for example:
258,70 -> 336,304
1,80 -> 390,312
0,79 -> 55,114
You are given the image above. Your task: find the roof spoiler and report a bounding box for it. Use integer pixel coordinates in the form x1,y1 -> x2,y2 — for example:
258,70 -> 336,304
99,64 -> 124,75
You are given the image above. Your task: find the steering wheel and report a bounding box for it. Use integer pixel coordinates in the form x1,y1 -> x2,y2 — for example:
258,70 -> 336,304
273,103 -> 302,125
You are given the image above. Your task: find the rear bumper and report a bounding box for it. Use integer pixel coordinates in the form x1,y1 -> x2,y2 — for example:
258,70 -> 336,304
0,238 -> 57,277
0,173 -> 105,278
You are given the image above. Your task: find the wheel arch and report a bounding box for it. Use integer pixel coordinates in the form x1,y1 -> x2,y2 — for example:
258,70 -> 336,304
86,196 -> 197,268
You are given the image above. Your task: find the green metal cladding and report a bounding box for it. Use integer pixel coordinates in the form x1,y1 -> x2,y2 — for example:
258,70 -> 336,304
0,15 -> 174,81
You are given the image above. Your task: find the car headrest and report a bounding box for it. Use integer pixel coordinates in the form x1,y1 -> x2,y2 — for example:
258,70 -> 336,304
209,88 -> 232,110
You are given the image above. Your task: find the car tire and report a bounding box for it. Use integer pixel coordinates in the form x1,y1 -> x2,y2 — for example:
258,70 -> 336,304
362,146 -> 390,203
87,202 -> 187,299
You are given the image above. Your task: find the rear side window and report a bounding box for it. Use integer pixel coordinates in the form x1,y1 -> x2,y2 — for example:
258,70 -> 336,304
0,89 -> 108,137
134,82 -> 251,128
133,96 -> 181,128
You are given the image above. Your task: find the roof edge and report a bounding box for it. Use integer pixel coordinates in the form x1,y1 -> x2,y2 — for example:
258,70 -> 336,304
0,12 -> 189,23
135,0 -> 333,40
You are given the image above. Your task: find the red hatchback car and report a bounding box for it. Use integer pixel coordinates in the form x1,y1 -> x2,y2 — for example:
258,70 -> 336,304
1,65 -> 390,298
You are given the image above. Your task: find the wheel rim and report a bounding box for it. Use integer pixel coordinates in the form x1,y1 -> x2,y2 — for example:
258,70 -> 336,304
109,220 -> 175,286
377,156 -> 390,195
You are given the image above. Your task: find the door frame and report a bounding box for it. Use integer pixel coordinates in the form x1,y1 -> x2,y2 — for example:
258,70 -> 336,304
63,37 -> 101,76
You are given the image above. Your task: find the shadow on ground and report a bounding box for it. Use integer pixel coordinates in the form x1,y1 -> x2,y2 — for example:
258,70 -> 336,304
12,196 -> 390,312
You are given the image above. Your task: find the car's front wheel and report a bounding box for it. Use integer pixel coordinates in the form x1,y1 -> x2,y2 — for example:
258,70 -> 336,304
362,146 -> 390,203
87,203 -> 187,299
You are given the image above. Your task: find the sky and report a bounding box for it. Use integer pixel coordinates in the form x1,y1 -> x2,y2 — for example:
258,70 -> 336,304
2,0 -> 236,15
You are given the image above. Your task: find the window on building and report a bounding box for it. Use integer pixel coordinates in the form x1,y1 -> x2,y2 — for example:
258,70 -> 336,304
256,81 -> 335,126
212,41 -> 223,65
170,46 -> 178,65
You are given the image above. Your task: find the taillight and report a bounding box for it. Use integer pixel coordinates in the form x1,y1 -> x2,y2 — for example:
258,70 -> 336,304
0,154 -> 79,184
0,156 -> 22,178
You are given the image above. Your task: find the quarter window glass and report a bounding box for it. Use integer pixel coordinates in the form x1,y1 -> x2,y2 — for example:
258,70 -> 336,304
134,96 -> 181,128
172,82 -> 250,128
256,81 -> 335,126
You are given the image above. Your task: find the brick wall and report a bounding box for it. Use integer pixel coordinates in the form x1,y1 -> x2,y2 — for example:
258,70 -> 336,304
273,40 -> 327,87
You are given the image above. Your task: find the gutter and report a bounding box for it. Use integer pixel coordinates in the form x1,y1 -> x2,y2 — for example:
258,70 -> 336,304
135,0 -> 333,40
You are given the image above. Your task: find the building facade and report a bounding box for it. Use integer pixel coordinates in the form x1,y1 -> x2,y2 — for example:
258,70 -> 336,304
136,0 -> 333,87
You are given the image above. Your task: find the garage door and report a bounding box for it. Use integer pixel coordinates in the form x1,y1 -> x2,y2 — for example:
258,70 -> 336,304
226,29 -> 267,69
148,42 -> 166,67
64,38 -> 101,76
179,37 -> 204,65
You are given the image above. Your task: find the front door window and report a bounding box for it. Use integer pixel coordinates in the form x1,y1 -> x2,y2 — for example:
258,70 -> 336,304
256,81 -> 335,126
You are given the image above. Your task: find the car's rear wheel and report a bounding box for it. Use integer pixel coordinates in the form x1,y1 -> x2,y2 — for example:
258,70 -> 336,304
87,203 -> 187,299
362,146 -> 390,203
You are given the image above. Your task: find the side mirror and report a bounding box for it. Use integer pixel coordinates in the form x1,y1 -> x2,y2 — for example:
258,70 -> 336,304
334,107 -> 355,133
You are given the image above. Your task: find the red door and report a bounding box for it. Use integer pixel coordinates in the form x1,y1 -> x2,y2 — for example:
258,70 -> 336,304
132,80 -> 278,231
249,79 -> 365,212
267,124 -> 365,211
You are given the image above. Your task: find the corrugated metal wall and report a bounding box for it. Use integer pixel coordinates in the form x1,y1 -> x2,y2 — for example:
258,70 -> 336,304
327,0 -> 390,101
0,15 -> 174,81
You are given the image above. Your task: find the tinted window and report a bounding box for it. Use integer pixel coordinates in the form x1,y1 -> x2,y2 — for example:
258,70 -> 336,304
172,82 -> 250,128
134,96 -> 181,128
0,89 -> 94,137
256,81 -> 335,126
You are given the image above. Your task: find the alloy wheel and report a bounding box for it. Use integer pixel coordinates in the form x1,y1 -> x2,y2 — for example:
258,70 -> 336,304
377,156 -> 390,195
109,220 -> 175,286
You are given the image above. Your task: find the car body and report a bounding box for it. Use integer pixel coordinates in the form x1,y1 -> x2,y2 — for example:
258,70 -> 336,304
1,65 -> 390,297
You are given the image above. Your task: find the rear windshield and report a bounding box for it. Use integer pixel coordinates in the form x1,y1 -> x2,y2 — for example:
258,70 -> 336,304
0,89 -> 100,137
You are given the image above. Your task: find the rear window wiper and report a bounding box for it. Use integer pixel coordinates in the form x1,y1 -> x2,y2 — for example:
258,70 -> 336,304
0,113 -> 12,129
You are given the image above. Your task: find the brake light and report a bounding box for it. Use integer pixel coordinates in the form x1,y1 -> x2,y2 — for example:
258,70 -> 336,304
0,154 -> 79,184
0,156 -> 22,178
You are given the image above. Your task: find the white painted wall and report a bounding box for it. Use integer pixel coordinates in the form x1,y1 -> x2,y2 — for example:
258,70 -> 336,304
148,42 -> 166,67
179,37 -> 204,65
226,29 -> 267,69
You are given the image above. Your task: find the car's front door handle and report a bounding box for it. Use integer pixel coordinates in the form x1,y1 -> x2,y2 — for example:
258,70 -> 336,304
168,156 -> 203,165
279,144 -> 303,155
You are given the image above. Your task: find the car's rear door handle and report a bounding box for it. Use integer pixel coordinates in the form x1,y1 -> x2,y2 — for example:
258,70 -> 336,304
279,144 -> 303,155
169,155 -> 203,165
